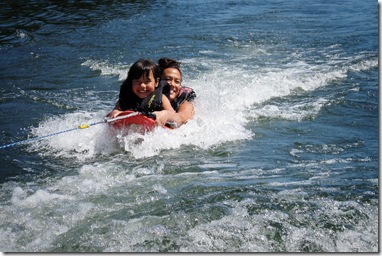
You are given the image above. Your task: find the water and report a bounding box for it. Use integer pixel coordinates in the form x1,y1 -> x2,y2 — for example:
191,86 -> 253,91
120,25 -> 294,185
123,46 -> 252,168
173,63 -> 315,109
0,0 -> 378,252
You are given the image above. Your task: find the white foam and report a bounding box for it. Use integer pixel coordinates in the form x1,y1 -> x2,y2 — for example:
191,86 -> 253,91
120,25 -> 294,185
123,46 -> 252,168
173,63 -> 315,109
248,97 -> 329,121
181,196 -> 378,252
29,111 -> 119,160
11,187 -> 74,208
81,59 -> 129,81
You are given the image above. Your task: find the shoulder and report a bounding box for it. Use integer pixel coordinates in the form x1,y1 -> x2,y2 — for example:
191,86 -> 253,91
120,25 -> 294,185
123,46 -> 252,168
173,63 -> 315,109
178,86 -> 196,101
171,86 -> 196,112
179,86 -> 195,94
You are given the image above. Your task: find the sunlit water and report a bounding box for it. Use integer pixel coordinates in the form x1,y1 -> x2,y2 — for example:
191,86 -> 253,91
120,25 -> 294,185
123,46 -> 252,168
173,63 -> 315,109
0,0 -> 378,252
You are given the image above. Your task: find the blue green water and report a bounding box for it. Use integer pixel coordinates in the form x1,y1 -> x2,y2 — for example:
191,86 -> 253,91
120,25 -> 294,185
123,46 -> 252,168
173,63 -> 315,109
0,0 -> 378,252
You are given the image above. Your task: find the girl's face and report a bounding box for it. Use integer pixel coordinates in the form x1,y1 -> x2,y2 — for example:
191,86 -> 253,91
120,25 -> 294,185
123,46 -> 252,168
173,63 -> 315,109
161,68 -> 182,101
132,70 -> 159,99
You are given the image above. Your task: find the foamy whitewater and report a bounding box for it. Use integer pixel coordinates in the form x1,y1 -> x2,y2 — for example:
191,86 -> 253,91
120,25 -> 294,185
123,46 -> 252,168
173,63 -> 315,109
31,51 -> 376,160
0,0 -> 378,252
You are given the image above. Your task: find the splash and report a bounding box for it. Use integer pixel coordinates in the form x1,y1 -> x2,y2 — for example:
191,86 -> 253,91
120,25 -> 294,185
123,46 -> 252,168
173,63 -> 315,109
81,59 -> 128,81
30,52 -> 377,160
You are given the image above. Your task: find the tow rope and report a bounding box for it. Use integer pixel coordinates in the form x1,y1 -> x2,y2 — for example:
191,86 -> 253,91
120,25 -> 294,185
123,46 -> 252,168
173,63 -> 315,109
0,112 -> 140,150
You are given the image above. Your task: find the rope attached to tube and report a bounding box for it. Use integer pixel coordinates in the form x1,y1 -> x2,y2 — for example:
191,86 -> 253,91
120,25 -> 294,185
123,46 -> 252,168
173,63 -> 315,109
0,112 -> 141,150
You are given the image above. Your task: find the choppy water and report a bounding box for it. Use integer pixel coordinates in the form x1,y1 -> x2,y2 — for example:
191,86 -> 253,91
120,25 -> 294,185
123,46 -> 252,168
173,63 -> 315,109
0,0 -> 378,252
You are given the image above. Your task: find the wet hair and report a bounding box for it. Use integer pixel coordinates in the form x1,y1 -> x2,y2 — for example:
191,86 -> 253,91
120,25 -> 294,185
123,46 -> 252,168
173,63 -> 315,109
158,57 -> 182,79
119,59 -> 160,110
126,59 -> 160,84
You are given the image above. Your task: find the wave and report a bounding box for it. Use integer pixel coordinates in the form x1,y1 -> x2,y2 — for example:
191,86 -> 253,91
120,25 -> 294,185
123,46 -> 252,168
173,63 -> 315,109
28,50 -> 377,160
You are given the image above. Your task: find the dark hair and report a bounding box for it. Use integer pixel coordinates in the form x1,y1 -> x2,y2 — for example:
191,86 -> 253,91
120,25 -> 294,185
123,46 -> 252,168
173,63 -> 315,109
119,59 -> 160,110
126,59 -> 160,84
158,57 -> 182,78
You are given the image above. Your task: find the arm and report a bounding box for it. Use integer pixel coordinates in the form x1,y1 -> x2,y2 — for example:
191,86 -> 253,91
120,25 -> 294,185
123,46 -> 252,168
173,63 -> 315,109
106,100 -> 123,118
153,95 -> 179,127
176,101 -> 194,125
154,96 -> 195,128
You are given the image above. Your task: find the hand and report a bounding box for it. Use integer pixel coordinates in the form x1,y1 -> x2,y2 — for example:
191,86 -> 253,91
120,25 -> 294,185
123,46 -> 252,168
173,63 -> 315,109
153,110 -> 169,127
106,109 -> 123,118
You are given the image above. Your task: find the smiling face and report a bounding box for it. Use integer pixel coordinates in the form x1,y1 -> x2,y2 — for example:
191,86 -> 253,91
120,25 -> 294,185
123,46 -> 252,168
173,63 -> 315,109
161,67 -> 182,101
132,70 -> 158,99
